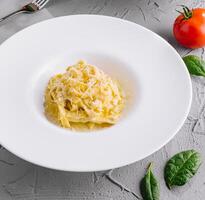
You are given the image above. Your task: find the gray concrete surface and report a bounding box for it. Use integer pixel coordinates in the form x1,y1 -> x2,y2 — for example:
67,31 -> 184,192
0,0 -> 205,199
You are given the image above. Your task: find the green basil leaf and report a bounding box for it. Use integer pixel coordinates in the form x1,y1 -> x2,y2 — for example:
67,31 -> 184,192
140,163 -> 160,200
183,55 -> 205,76
164,149 -> 202,189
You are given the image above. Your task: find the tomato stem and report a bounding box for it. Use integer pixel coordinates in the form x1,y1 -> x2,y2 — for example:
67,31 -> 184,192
176,5 -> 192,20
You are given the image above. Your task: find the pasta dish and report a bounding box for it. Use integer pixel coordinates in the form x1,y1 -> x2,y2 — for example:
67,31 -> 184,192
44,61 -> 125,130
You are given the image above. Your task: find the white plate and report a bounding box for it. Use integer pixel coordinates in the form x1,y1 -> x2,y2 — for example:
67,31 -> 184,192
0,15 -> 192,171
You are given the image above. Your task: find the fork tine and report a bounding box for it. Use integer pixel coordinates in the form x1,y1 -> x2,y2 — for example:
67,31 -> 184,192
32,0 -> 40,7
37,0 -> 43,4
32,0 -> 49,9
38,0 -> 48,6
39,0 -> 49,8
32,0 -> 41,4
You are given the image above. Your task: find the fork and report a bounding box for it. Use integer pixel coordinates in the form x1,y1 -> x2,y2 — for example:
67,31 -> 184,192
0,0 -> 49,23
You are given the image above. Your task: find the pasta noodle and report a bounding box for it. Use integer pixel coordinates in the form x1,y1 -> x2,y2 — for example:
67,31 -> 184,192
44,60 -> 124,130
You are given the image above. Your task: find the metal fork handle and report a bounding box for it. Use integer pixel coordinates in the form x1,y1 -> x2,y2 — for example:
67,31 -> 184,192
0,8 -> 28,23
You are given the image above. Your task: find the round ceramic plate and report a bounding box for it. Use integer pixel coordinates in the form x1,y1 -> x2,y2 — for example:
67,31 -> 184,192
0,15 -> 192,171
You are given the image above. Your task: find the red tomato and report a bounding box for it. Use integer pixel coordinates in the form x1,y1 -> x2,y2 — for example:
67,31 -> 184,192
173,7 -> 205,49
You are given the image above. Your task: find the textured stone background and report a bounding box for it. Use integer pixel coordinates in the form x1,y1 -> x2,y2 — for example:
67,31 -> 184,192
0,0 -> 205,199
